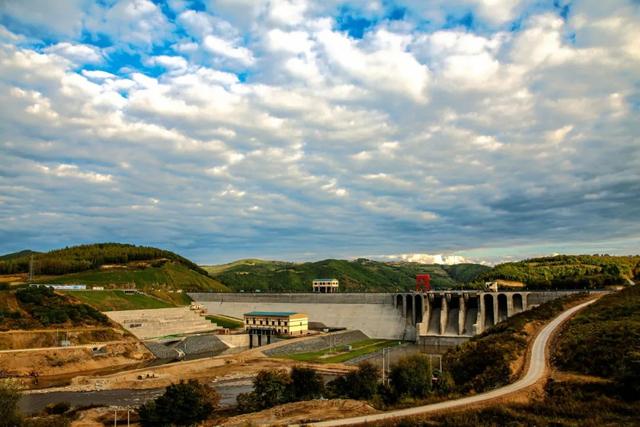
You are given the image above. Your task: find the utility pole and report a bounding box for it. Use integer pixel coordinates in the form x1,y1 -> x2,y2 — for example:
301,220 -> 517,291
381,347 -> 385,385
381,347 -> 391,386
28,255 -> 34,282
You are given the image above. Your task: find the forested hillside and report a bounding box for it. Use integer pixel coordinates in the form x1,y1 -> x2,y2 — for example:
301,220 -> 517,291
0,243 -> 208,276
203,259 -> 490,292
477,255 -> 640,289
0,243 -> 227,292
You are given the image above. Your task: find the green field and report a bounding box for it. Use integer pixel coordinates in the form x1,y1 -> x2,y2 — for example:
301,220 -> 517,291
205,314 -> 244,329
281,339 -> 401,364
36,262 -> 229,292
66,290 -> 176,311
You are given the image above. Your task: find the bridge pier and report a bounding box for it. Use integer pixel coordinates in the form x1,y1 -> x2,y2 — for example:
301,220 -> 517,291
458,294 -> 466,335
440,295 -> 448,335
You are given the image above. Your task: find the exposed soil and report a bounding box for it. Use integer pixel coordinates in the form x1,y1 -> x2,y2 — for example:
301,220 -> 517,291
1,341 -> 152,385
0,328 -> 124,350
211,399 -> 379,427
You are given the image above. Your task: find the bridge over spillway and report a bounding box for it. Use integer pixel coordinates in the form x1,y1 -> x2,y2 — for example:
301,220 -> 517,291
189,291 -> 578,342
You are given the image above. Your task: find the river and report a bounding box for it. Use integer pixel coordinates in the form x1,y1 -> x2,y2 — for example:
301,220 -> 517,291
19,378 -> 254,415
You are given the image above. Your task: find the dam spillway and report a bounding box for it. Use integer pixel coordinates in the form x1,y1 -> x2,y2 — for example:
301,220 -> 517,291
189,291 -> 578,341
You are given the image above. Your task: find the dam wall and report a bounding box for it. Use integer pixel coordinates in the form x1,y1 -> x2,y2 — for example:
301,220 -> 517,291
190,291 -> 585,341
190,293 -> 409,340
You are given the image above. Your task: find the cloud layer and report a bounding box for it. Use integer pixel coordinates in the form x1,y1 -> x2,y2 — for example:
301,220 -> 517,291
0,0 -> 639,263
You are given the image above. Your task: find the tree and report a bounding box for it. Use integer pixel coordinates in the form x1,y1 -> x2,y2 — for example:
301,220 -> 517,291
138,379 -> 219,427
287,366 -> 324,401
327,361 -> 380,400
389,354 -> 432,399
0,380 -> 23,427
252,369 -> 290,409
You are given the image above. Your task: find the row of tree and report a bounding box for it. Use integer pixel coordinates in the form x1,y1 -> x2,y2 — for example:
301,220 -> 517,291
237,356 -> 453,413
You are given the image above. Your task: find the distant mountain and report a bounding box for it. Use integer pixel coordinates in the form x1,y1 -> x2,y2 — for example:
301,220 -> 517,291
0,243 -> 228,292
203,258 -> 491,292
477,254 -> 640,289
0,249 -> 40,261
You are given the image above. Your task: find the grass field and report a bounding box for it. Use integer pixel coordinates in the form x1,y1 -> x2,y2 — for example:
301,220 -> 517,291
66,290 -> 176,311
205,314 -> 244,329
282,339 -> 401,364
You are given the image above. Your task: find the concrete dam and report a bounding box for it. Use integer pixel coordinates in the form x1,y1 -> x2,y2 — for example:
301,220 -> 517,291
189,291 -> 577,341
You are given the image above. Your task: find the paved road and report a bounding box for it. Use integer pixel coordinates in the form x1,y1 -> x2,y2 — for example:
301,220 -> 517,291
308,298 -> 597,426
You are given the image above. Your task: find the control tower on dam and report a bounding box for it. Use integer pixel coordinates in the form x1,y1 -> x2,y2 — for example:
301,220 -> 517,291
189,291 -> 579,341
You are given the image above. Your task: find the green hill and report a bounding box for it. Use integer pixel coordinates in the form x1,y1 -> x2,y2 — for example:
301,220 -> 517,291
203,258 -> 490,292
0,250 -> 40,261
0,243 -> 208,276
0,243 -> 229,293
34,261 -> 228,292
477,254 -> 640,289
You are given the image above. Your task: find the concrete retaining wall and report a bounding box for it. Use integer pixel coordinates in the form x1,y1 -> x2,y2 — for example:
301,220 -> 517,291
106,307 -> 218,339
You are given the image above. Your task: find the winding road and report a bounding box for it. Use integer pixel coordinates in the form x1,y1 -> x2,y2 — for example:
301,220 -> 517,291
308,298 -> 597,426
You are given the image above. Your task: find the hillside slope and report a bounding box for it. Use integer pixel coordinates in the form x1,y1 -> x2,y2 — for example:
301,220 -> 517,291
0,243 -> 207,276
0,250 -> 40,261
203,258 -> 490,292
0,286 -> 110,330
35,261 -> 228,292
0,244 -> 228,293
477,254 -> 640,289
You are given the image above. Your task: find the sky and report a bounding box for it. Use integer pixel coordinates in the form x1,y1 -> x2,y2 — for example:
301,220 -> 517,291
0,0 -> 638,265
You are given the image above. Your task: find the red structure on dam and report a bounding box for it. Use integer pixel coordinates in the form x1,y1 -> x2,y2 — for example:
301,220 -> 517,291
415,274 -> 431,292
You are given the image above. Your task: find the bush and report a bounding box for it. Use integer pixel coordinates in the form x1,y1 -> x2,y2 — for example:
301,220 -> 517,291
327,361 -> 380,400
252,369 -> 290,410
138,380 -> 219,426
389,354 -> 432,399
0,380 -> 23,427
14,286 -> 108,327
287,366 -> 324,401
44,402 -> 71,415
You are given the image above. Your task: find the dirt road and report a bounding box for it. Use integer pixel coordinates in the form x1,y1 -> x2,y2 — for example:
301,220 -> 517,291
306,298 -> 597,426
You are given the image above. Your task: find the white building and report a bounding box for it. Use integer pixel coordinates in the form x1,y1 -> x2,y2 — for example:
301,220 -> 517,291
312,278 -> 339,293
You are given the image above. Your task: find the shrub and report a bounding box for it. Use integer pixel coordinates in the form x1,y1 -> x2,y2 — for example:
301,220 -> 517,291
44,402 -> 71,415
0,380 -> 23,427
252,369 -> 290,410
327,361 -> 380,400
287,366 -> 324,401
389,354 -> 432,399
138,379 -> 219,426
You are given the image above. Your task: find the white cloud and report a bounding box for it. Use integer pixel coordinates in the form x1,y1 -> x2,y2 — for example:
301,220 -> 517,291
86,0 -> 173,49
44,42 -> 103,64
0,0 -> 86,36
0,1 -> 638,262
382,253 -> 470,265
317,28 -> 430,101
37,164 -> 113,183
203,35 -> 255,65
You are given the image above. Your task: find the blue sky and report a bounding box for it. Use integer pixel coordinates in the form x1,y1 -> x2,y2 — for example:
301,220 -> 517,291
0,0 -> 638,264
